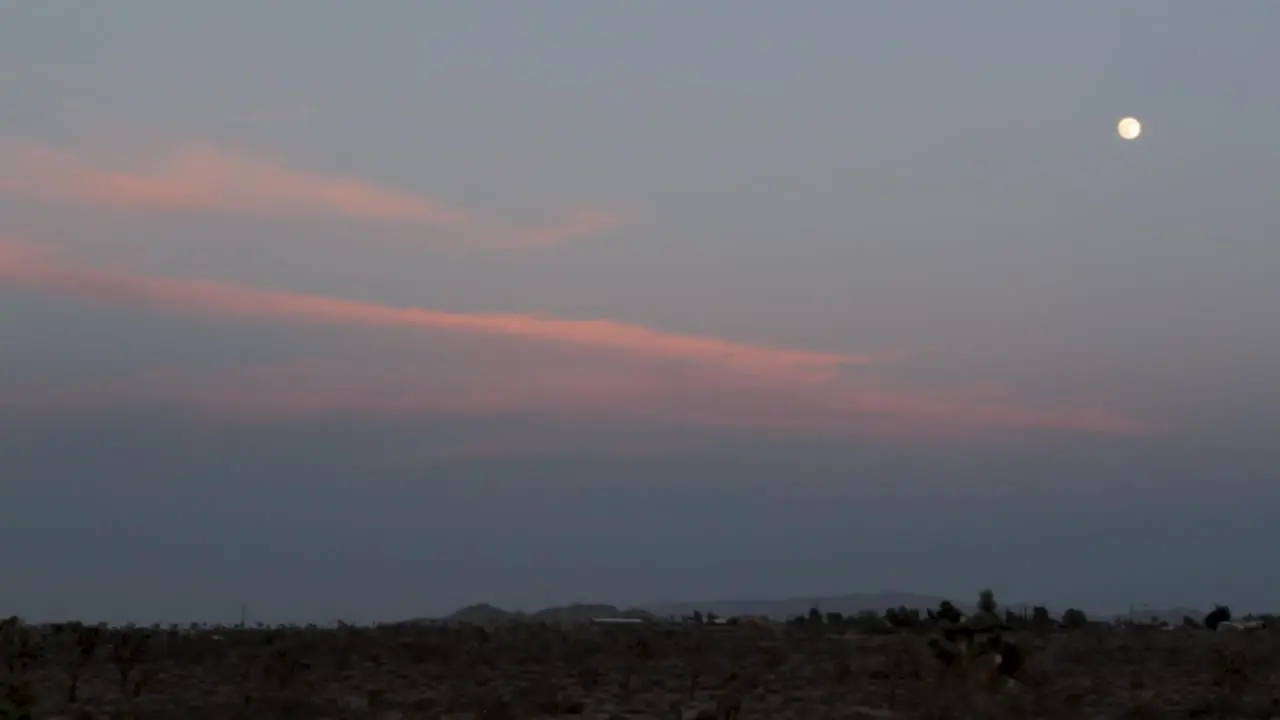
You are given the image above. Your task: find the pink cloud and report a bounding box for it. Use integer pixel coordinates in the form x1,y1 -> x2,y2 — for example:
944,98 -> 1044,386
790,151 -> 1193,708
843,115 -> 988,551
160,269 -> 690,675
0,242 -> 1152,441
0,241 -> 876,382
1,143 -> 469,225
0,142 -> 619,249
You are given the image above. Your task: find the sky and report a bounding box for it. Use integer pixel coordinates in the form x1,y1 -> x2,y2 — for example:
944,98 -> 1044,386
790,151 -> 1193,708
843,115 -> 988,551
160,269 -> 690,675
2,2 -> 1278,625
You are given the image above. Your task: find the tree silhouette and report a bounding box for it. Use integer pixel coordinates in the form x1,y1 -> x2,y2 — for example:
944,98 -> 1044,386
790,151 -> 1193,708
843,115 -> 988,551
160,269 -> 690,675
1061,608 -> 1088,629
1204,605 -> 1231,630
884,606 -> 920,629
935,601 -> 963,624
978,589 -> 999,616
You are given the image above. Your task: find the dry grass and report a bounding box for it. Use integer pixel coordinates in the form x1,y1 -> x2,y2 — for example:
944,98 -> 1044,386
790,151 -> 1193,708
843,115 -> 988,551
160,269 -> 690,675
3,616 -> 1279,718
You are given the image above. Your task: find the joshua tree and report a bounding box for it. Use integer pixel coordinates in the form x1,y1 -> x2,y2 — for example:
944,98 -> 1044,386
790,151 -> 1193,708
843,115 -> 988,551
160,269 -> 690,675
111,630 -> 155,699
978,589 -> 999,616
922,589 -> 1032,711
1,617 -> 43,719
61,623 -> 102,703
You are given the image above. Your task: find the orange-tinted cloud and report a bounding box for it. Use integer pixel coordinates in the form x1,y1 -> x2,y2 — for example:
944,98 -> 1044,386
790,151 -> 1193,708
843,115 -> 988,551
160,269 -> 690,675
0,142 -> 619,248
0,241 -> 875,382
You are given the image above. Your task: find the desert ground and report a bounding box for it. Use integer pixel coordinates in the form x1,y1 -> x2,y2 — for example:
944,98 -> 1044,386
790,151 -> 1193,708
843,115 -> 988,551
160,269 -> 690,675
2,608 -> 1277,719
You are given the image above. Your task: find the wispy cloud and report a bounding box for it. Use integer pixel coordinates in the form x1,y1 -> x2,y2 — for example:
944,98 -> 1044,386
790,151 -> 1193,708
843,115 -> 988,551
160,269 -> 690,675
0,142 -> 620,249
1,143 -> 469,225
0,241 -> 874,382
5,358 -> 1152,441
0,241 -> 1151,440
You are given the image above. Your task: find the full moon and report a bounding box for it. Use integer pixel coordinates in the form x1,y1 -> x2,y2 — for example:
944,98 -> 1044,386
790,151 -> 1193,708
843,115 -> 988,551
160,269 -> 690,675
1117,117 -> 1142,140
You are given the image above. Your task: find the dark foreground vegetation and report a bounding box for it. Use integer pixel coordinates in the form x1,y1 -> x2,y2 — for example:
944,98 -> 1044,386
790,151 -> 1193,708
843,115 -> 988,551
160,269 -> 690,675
1,591 -> 1276,719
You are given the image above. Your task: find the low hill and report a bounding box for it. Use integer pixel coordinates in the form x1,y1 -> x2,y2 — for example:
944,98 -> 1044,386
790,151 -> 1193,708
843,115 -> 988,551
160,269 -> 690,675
433,602 -> 655,626
532,603 -> 655,623
442,603 -> 520,626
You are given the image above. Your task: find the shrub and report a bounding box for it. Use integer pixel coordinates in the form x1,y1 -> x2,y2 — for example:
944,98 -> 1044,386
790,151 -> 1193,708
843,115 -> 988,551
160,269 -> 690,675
1061,608 -> 1088,629
1204,605 -> 1231,630
935,601 -> 963,624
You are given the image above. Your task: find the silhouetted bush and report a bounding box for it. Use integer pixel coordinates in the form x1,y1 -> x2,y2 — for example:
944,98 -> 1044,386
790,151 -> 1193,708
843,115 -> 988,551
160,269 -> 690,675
807,607 -> 823,626
884,606 -> 921,629
852,610 -> 893,635
934,601 -> 963,624
1030,605 -> 1054,633
1204,605 -> 1231,630
1061,608 -> 1088,629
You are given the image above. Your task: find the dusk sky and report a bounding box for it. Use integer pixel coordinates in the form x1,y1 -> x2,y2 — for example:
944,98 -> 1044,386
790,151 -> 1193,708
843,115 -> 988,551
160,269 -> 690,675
2,3 -> 1278,624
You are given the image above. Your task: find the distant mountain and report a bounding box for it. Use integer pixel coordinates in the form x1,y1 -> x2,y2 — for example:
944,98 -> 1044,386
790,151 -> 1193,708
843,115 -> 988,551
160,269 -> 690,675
638,591 -> 961,620
433,602 -> 654,626
532,604 -> 655,623
430,593 -> 1202,626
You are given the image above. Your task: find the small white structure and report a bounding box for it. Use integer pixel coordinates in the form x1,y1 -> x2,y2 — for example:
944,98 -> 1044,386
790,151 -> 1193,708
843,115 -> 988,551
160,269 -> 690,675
1217,620 -> 1266,631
